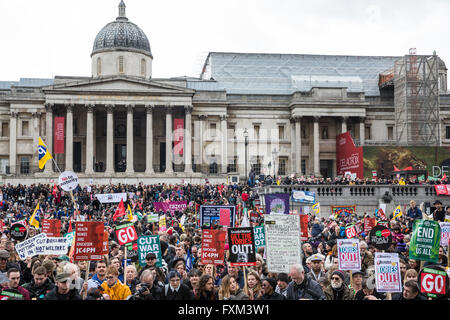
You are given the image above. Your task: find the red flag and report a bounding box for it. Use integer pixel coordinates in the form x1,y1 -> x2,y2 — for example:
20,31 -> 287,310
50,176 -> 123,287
402,166 -> 413,171
113,199 -> 126,221
393,165 -> 400,172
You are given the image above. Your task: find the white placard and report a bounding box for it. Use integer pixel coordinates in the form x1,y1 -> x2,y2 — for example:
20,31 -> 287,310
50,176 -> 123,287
374,252 -> 402,293
15,233 -> 46,260
439,222 -> 450,247
95,192 -> 128,203
337,238 -> 361,271
58,171 -> 79,192
264,214 -> 302,273
34,236 -> 69,256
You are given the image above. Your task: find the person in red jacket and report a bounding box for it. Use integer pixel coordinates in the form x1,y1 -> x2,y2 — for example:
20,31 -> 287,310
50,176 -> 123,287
1,268 -> 30,300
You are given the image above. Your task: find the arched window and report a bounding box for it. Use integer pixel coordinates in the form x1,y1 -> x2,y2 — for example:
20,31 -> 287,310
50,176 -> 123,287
140,58 -> 146,76
118,56 -> 124,73
97,57 -> 102,76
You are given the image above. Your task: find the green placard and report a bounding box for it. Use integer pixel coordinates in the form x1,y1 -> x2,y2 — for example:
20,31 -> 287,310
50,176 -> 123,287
409,220 -> 441,263
137,235 -> 162,267
253,226 -> 265,249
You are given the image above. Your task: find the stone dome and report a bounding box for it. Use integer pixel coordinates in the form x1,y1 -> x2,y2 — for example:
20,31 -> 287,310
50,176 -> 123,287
91,1 -> 152,58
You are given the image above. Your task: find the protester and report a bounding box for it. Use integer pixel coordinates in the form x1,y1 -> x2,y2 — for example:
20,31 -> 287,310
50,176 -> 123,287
259,278 -> 286,300
286,264 -> 324,300
44,272 -> 82,300
1,267 -> 30,300
162,271 -> 193,300
393,280 -> 427,300
228,275 -> 249,300
133,269 -> 162,300
275,273 -> 289,297
87,260 -> 108,291
324,270 -> 354,300
194,274 -> 218,300
100,266 -> 131,300
22,265 -> 55,300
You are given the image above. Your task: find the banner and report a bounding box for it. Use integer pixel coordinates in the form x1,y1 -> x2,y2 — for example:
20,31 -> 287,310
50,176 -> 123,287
409,220 -> 441,263
146,214 -> 159,223
201,229 -> 226,265
227,227 -> 256,266
299,214 -> 309,241
253,226 -> 265,249
291,190 -> 315,204
115,222 -> 138,246
73,221 -> 106,261
42,219 -> 62,237
337,239 -> 361,271
137,235 -> 162,267
336,131 -> 363,179
435,185 -> 450,196
264,193 -> 290,214
15,233 -> 46,260
95,193 -> 127,203
374,252 -> 402,293
173,118 -> 184,156
200,205 -> 236,228
34,236 -> 69,256
331,205 -> 356,218
153,201 -> 187,215
54,117 -> 64,154
439,222 -> 450,247
264,214 -> 302,273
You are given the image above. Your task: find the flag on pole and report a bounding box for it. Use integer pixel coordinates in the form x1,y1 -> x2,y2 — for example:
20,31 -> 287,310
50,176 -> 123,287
312,202 -> 320,215
113,199 -> 126,221
392,205 -> 403,220
127,204 -> 133,222
29,203 -> 41,228
38,137 -> 52,169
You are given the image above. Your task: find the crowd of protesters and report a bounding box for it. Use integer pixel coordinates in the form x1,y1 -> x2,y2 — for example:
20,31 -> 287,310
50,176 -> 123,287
0,177 -> 449,301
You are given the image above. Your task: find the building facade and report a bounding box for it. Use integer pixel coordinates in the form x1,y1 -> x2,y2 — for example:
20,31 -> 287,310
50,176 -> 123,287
0,1 -> 449,185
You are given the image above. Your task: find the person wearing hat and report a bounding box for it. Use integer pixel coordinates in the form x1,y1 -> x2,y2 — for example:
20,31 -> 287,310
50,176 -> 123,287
44,272 -> 82,300
0,249 -> 20,275
354,276 -> 385,300
324,270 -> 354,300
275,273 -> 290,297
258,278 -> 286,300
306,253 -> 327,283
432,200 -> 445,222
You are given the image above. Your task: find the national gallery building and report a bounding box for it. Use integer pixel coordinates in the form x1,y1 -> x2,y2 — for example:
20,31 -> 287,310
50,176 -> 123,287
0,1 -> 449,185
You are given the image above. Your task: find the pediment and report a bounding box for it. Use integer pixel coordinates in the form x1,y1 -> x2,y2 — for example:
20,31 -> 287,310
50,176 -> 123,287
42,76 -> 195,95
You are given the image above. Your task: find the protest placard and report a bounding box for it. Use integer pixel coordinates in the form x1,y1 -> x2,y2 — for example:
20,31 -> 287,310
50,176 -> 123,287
409,219 -> 441,263
15,233 -> 46,260
219,208 -> 231,227
337,239 -> 361,271
201,229 -> 226,265
73,221 -> 105,261
264,214 -> 302,273
264,193 -> 290,214
369,225 -> 393,251
439,222 -> 450,247
34,236 -> 69,256
41,219 -> 62,237
115,222 -> 138,246
137,235 -> 162,267
153,201 -> 187,216
374,252 -> 402,293
159,215 -> 167,232
345,224 -> 357,239
419,266 -> 449,299
10,221 -> 28,241
253,226 -> 265,249
95,193 -> 127,203
227,227 -> 257,266
299,214 -> 309,242
291,190 -> 315,205
200,205 -> 236,228
146,214 -> 159,223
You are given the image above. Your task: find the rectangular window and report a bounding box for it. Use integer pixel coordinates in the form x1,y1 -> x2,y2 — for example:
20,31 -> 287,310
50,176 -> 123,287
254,125 -> 260,141
0,158 -> 8,174
1,122 -> 9,137
321,126 -> 329,139
228,156 -> 237,173
22,121 -> 29,136
301,159 -> 306,175
20,157 -> 30,174
209,160 -> 218,174
210,123 -> 217,138
446,126 -> 450,139
119,56 -> 124,73
278,125 -> 285,140
365,126 -> 372,140
278,157 -> 287,176
251,156 -> 262,175
387,126 -> 394,140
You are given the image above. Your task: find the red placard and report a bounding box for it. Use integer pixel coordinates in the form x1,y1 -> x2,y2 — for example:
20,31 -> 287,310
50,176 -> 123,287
201,229 -> 226,265
336,132 -> 363,179
364,217 -> 376,233
41,219 -> 62,237
73,222 -> 105,261
219,208 -> 231,226
115,222 -> 138,245
435,185 -> 450,196
54,117 -> 65,154
300,214 -> 309,241
420,271 -> 447,296
173,118 -> 184,156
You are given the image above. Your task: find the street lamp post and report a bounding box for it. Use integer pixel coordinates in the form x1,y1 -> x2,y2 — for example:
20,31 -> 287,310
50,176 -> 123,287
244,128 -> 248,183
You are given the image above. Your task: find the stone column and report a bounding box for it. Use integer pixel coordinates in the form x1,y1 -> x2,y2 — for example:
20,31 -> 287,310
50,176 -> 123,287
220,114 -> 228,174
359,116 -> 365,146
44,103 -> 54,173
9,111 -> 18,174
313,116 -> 320,176
32,112 -> 41,170
295,116 -> 302,175
126,104 -> 135,174
198,115 -> 207,173
105,104 -> 115,175
85,104 -> 94,174
290,117 -> 296,173
145,104 -> 155,174
341,116 -> 348,134
65,104 -> 74,171
165,105 -> 174,174
184,105 -> 193,174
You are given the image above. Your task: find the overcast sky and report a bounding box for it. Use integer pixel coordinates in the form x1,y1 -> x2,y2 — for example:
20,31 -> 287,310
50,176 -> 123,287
1,0 -> 449,82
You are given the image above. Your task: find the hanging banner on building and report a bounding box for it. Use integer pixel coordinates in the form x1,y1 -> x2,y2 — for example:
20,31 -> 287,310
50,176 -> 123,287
174,118 -> 184,156
409,220 -> 441,263
201,229 -> 226,265
95,193 -> 128,203
336,131 -> 363,179
73,221 -> 105,261
434,185 -> 450,196
264,193 -> 290,214
153,201 -> 187,216
291,190 -> 315,204
264,214 -> 302,273
137,235 -> 162,268
253,226 -> 265,249
54,117 -> 65,154
439,222 -> 450,247
41,219 -> 62,238
374,252 -> 402,293
227,227 -> 257,267
337,239 -> 361,271
200,205 -> 236,229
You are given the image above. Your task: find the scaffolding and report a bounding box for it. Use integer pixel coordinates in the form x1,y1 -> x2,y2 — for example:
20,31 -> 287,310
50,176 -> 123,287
394,50 -> 441,146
